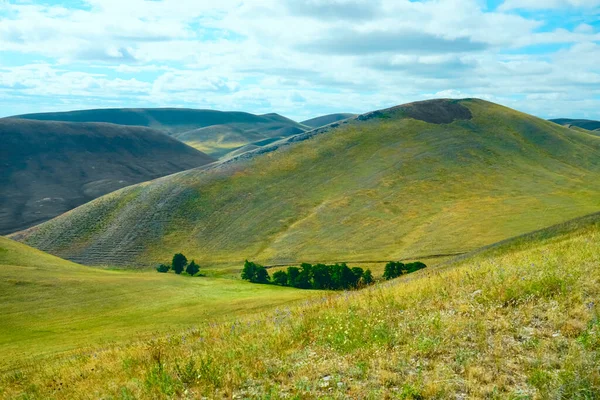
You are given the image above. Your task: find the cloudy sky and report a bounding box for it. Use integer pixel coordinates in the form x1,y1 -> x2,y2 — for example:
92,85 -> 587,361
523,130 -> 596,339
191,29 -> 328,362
1,0 -> 599,121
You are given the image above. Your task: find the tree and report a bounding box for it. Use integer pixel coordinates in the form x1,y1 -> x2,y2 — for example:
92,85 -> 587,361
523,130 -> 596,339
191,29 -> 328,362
272,270 -> 288,286
287,267 -> 300,287
394,262 -> 406,277
254,266 -> 270,284
312,264 -> 332,289
351,267 -> 364,288
172,253 -> 188,274
294,263 -> 312,289
241,260 -> 270,283
405,261 -> 427,273
156,264 -> 170,273
186,260 -> 200,276
362,269 -> 374,286
241,260 -> 258,282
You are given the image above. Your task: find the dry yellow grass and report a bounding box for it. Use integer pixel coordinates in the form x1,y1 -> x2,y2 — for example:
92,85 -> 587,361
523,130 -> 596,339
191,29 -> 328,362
2,214 -> 598,399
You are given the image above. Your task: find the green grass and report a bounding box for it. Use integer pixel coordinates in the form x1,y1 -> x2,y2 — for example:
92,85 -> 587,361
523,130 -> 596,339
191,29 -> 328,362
2,212 -> 598,399
14,99 -> 600,269
0,237 -> 318,369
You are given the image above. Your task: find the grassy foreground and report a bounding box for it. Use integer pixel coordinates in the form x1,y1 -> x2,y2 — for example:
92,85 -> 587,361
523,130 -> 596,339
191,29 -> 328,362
2,214 -> 598,399
0,237 -> 317,370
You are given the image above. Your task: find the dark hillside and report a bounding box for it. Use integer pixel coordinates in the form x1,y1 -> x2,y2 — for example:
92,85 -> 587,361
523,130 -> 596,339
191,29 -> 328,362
0,119 -> 214,234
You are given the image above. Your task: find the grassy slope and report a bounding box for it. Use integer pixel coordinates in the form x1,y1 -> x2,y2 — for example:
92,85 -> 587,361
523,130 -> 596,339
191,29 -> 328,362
11,108 -> 308,158
2,213 -> 598,399
14,99 -> 600,268
0,119 -> 214,235
550,118 -> 600,131
301,113 -> 356,128
0,237 -> 317,368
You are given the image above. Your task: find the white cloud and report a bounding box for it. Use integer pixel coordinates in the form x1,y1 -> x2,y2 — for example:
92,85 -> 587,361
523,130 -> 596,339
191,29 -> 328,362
0,0 -> 598,120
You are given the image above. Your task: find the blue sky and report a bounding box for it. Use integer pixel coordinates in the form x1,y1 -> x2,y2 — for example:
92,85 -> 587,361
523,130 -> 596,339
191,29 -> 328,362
0,0 -> 599,121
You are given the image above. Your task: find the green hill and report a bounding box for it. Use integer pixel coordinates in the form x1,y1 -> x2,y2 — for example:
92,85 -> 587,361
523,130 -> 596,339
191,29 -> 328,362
0,236 -> 316,368
2,211 -> 598,398
0,119 -> 214,235
301,113 -> 356,128
12,108 -> 309,158
12,99 -> 600,267
550,118 -> 600,131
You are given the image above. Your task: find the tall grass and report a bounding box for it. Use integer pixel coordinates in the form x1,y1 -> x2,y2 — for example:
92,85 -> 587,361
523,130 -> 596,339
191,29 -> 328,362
2,216 -> 598,399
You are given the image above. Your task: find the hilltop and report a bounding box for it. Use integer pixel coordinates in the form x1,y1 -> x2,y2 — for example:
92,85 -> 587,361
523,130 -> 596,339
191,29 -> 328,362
301,113 -> 356,128
0,119 -> 214,234
550,118 -> 600,131
12,108 -> 309,158
2,211 -> 598,398
12,99 -> 600,267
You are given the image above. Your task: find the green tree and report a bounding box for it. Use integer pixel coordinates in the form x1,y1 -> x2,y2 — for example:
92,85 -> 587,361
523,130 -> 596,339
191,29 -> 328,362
312,264 -> 332,289
351,267 -> 364,288
172,253 -> 188,275
156,264 -> 170,273
241,260 -> 258,282
287,267 -> 300,287
295,263 -> 313,289
272,270 -> 288,286
362,269 -> 374,286
254,266 -> 270,284
186,260 -> 200,276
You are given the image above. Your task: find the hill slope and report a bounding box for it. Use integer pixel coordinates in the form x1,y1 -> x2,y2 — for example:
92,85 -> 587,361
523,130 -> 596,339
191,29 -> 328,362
550,118 -> 600,131
0,119 -> 214,234
0,236 -> 316,367
12,99 -> 600,266
12,108 -> 309,158
2,212 -> 598,398
301,113 -> 356,128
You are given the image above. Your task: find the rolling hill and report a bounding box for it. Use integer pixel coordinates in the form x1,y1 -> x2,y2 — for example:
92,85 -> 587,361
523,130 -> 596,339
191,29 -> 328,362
0,119 -> 214,235
2,211 -> 598,398
301,113 -> 356,128
11,99 -> 600,267
550,118 -> 600,131
12,108 -> 309,158
0,236 -> 317,368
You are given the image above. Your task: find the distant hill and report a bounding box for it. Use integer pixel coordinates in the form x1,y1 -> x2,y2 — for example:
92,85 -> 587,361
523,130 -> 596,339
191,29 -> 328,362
301,113 -> 356,128
13,99 -> 600,267
13,108 -> 309,158
550,118 -> 600,131
0,118 -> 214,234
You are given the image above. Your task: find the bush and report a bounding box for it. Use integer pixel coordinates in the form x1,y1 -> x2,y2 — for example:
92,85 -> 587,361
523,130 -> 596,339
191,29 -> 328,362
186,260 -> 200,276
172,253 -> 188,275
156,264 -> 170,273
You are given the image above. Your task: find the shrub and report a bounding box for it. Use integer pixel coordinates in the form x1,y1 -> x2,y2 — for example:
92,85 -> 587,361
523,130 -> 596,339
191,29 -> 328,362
156,264 -> 170,273
172,253 -> 188,275
186,260 -> 200,276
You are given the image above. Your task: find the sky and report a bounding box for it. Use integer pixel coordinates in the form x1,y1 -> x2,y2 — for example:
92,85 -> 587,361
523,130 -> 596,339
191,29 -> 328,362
0,0 -> 599,121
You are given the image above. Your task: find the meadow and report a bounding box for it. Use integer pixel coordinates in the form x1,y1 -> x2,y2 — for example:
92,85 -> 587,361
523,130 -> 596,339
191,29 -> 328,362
1,213 -> 598,399
0,237 -> 318,370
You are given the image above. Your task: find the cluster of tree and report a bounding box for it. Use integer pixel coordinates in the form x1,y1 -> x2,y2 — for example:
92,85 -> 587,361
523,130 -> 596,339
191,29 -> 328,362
156,253 -> 202,276
382,261 -> 426,280
241,260 -> 374,290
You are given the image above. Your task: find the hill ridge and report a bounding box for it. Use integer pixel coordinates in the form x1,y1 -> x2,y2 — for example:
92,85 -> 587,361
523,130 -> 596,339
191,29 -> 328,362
12,98 -> 600,267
